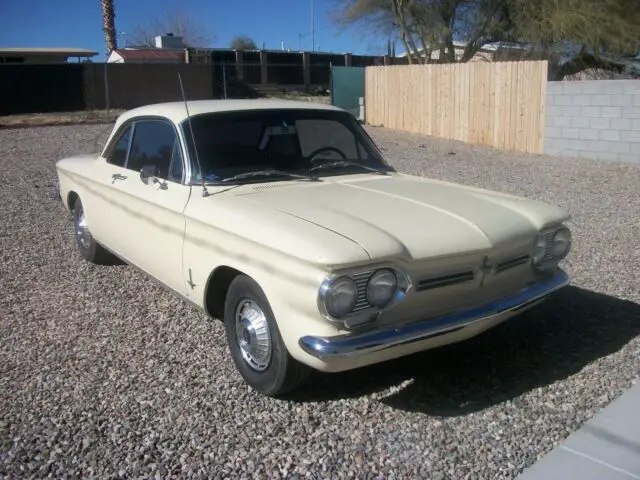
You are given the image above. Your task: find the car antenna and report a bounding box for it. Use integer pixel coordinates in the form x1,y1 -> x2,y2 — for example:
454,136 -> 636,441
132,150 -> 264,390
177,70 -> 209,197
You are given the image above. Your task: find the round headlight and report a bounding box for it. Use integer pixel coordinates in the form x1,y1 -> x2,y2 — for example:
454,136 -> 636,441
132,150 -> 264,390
324,277 -> 357,318
532,235 -> 547,264
552,227 -> 571,259
367,269 -> 398,308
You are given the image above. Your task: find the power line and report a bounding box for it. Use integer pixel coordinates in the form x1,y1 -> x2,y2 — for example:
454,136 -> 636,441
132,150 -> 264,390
297,23 -> 334,52
311,0 -> 315,52
299,23 -> 333,39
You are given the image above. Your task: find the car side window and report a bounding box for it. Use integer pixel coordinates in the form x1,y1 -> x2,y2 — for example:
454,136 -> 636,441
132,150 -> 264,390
108,126 -> 132,167
126,120 -> 181,180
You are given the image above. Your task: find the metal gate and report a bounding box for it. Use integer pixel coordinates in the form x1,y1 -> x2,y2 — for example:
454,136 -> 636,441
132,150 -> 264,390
330,66 -> 365,120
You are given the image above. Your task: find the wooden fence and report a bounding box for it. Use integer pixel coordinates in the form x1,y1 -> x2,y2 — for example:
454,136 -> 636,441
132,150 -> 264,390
365,60 -> 548,153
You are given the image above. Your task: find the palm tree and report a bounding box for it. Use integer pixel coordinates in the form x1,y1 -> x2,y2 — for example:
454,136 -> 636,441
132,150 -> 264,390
100,0 -> 118,56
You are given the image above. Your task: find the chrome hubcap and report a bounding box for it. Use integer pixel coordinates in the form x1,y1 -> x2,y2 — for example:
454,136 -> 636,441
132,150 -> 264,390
75,206 -> 91,249
235,299 -> 272,371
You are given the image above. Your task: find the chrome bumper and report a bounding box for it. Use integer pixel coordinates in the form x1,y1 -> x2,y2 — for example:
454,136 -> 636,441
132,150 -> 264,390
299,269 -> 570,360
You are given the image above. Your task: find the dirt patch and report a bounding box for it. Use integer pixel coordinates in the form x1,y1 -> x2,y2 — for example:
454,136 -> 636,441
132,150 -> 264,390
0,109 -> 125,129
0,96 -> 332,129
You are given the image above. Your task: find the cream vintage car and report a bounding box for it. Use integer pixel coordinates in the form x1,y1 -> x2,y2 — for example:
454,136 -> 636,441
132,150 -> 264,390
56,99 -> 572,396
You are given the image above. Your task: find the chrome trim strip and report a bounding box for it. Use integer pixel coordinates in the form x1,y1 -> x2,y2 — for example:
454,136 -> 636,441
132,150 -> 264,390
495,254 -> 531,273
416,270 -> 475,291
300,269 -> 570,359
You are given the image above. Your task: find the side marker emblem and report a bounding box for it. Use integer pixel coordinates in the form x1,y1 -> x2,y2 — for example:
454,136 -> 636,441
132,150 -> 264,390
479,256 -> 493,287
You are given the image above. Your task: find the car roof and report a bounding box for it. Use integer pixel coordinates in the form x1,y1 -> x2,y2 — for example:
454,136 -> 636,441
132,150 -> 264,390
115,99 -> 344,126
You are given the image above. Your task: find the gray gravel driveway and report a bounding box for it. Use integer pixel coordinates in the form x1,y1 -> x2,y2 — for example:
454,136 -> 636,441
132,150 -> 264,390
1,124 -> 639,479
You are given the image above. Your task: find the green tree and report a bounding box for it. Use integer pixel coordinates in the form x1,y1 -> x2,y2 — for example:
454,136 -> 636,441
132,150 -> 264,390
332,0 -> 640,79
509,0 -> 640,79
230,35 -> 258,50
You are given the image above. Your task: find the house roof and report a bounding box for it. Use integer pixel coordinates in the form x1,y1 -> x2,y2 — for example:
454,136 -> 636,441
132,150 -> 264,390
113,49 -> 183,60
396,41 -> 528,57
0,47 -> 98,57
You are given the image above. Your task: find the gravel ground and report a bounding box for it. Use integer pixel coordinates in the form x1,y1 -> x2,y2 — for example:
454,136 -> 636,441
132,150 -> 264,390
1,123 -> 639,479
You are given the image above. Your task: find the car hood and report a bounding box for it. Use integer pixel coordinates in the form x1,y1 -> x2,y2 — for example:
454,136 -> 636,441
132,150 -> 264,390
235,173 -> 570,262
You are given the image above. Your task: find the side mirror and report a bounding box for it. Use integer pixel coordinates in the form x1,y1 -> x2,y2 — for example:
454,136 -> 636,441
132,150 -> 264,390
140,165 -> 156,185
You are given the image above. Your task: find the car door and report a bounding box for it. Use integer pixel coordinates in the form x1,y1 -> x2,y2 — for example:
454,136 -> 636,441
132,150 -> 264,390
104,118 -> 192,296
81,122 -> 136,259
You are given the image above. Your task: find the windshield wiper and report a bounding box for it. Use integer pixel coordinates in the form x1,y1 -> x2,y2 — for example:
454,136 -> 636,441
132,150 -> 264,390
309,160 -> 388,175
217,169 -> 318,183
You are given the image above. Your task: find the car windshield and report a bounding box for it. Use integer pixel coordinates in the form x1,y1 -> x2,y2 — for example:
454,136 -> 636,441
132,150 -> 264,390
181,108 -> 394,184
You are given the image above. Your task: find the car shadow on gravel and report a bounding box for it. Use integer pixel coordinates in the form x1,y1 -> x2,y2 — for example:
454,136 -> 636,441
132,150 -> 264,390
289,286 -> 640,415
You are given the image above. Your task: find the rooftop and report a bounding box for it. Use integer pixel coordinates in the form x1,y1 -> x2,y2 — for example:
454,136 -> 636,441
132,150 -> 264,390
112,49 -> 183,60
117,99 -> 342,125
188,47 -> 357,56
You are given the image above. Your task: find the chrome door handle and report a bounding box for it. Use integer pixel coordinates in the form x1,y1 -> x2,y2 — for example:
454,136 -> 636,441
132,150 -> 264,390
111,173 -> 127,183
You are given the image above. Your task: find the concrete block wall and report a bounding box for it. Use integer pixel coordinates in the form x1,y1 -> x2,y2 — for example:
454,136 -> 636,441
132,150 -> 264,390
544,80 -> 640,164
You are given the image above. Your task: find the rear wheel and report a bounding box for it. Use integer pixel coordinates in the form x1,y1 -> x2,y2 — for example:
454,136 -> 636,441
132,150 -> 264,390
72,197 -> 115,265
223,275 -> 311,396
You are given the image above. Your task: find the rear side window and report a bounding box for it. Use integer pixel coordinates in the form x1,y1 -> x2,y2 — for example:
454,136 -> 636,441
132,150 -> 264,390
108,126 -> 132,167
126,120 -> 180,180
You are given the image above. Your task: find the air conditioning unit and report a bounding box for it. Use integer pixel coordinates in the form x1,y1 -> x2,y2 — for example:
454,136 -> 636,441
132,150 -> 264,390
154,33 -> 184,50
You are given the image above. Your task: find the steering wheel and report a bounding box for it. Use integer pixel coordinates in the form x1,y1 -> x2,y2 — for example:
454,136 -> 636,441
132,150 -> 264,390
308,146 -> 348,164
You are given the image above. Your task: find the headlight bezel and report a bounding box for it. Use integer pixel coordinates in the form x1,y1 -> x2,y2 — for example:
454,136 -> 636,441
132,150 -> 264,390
532,224 -> 572,269
321,275 -> 358,319
318,266 -> 412,324
552,227 -> 572,259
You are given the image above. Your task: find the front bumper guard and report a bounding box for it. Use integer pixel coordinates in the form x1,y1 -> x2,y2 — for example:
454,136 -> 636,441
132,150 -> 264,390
299,269 -> 570,360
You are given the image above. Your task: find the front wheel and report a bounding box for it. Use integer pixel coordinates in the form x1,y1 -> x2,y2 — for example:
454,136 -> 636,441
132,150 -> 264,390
224,275 -> 311,396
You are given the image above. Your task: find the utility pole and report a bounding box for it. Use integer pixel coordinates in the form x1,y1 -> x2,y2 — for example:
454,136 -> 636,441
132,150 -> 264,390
311,0 -> 315,52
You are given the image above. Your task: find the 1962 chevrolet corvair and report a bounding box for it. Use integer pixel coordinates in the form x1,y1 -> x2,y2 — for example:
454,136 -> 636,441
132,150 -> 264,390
56,99 -> 572,396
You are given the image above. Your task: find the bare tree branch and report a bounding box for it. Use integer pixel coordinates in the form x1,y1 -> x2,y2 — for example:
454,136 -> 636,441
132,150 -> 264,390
128,9 -> 215,48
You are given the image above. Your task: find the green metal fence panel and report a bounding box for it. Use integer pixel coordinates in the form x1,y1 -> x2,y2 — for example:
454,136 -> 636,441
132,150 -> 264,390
330,66 -> 365,118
